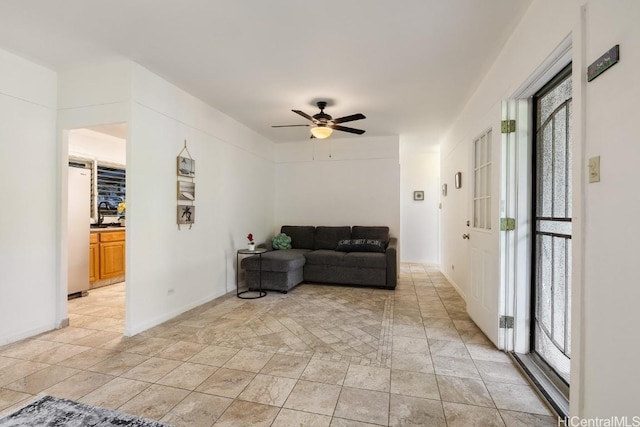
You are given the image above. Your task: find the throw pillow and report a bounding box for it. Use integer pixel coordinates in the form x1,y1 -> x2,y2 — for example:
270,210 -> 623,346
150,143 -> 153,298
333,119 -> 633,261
335,239 -> 386,253
272,232 -> 292,250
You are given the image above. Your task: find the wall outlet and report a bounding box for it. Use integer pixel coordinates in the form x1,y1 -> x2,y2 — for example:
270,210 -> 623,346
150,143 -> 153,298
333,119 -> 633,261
588,156 -> 601,183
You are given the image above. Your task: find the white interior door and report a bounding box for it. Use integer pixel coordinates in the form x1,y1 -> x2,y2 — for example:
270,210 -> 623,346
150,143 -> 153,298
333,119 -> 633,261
467,104 -> 503,348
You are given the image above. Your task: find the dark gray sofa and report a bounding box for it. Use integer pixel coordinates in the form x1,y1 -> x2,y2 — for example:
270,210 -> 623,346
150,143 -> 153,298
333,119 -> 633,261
241,225 -> 397,292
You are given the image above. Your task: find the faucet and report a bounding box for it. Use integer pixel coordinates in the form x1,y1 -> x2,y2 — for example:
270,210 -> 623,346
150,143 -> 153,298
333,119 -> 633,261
97,201 -> 110,225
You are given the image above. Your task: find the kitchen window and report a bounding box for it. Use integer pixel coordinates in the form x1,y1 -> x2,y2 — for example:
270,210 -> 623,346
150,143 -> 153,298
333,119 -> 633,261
96,165 -> 126,217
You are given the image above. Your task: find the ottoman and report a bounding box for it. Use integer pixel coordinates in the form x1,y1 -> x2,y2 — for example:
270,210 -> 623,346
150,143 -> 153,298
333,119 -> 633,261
241,249 -> 310,293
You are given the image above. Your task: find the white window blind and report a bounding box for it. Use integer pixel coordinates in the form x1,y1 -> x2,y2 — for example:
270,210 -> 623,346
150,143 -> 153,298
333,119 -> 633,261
96,165 -> 126,216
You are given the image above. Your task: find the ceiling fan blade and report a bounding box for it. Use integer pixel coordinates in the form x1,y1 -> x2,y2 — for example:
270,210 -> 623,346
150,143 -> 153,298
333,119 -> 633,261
272,124 -> 310,128
331,125 -> 366,135
333,113 -> 366,124
292,109 -> 316,122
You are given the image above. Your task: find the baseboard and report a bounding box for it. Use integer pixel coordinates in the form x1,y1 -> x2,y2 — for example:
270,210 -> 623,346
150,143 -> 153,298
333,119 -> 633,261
124,288 -> 229,337
440,269 -> 467,302
0,323 -> 57,347
400,259 -> 440,264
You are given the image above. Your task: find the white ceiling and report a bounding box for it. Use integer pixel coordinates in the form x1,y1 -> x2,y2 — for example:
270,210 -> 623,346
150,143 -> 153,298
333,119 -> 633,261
86,123 -> 127,140
0,1 -> 532,148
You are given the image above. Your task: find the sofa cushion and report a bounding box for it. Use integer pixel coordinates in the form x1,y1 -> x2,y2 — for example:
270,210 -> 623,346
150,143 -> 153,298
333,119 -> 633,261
304,249 -> 346,266
281,226 -> 315,249
272,232 -> 292,250
314,226 -> 351,250
351,226 -> 390,247
335,239 -> 386,253
241,249 -> 309,272
343,252 -> 387,269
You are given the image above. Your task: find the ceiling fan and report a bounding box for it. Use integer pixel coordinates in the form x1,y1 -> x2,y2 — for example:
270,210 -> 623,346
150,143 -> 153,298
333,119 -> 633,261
272,101 -> 366,139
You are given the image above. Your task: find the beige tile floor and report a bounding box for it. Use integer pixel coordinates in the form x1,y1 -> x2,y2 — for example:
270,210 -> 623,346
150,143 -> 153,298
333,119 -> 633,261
0,264 -> 558,426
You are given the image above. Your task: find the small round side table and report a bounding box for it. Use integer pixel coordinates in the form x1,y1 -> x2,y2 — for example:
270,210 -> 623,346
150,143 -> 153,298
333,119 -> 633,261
236,248 -> 267,299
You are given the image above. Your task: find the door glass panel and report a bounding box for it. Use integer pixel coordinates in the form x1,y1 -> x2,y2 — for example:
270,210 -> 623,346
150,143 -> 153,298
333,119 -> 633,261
473,129 -> 492,231
474,200 -> 480,228
533,65 -> 572,384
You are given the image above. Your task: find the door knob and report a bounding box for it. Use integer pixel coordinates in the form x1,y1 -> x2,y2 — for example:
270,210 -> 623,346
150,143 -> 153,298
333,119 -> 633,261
462,234 -> 470,239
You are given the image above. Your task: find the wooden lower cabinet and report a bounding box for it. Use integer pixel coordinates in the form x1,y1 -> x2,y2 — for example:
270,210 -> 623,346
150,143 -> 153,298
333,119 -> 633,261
90,230 -> 125,287
89,243 -> 99,283
99,240 -> 125,279
89,232 -> 99,284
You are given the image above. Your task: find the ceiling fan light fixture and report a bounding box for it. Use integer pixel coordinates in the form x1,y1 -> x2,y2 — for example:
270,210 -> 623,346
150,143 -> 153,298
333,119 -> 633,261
273,102 -> 365,137
310,125 -> 333,139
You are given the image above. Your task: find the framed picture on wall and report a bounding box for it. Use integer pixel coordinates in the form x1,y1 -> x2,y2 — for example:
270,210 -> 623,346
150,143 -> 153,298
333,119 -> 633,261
414,191 -> 425,201
177,156 -> 195,177
177,205 -> 195,224
177,181 -> 195,201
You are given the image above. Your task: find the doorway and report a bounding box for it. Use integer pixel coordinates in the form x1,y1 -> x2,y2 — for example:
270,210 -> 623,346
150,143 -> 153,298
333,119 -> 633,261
531,64 -> 573,385
66,124 -> 127,335
509,62 -> 573,418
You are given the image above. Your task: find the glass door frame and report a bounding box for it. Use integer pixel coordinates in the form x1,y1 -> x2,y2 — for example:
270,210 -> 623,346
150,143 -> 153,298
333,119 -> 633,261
530,62 -> 573,387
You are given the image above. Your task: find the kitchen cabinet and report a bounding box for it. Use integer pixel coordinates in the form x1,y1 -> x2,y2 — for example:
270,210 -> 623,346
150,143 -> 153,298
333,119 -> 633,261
90,229 -> 125,287
89,233 -> 98,283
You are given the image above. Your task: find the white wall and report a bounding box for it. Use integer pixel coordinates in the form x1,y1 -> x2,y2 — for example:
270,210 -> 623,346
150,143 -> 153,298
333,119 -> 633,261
56,60 -> 276,337
399,148 -> 440,263
439,0 -> 579,301
58,60 -> 132,112
69,128 -> 126,166
274,136 -> 400,239
580,1 -> 640,418
126,64 -> 275,335
440,140 -> 470,296
0,48 -> 58,345
56,60 -> 132,332
440,0 -> 640,418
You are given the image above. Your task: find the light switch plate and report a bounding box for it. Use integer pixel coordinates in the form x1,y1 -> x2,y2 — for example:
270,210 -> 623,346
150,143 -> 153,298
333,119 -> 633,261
588,156 -> 600,183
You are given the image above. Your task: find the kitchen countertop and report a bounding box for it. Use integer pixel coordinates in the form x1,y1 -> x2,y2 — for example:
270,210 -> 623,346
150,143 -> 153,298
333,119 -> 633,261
90,227 -> 126,233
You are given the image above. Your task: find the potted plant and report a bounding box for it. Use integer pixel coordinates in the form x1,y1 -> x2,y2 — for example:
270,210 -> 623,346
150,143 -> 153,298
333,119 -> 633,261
247,233 -> 255,251
117,201 -> 126,226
